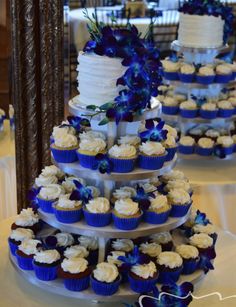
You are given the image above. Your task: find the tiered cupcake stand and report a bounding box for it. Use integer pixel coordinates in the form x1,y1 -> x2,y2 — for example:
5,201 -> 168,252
10,101 -> 207,302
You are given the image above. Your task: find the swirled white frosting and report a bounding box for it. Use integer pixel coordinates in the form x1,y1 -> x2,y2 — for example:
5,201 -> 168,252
232,135 -> 236,143
163,97 -> 178,107
38,184 -> 64,200
165,180 -> 191,193
112,239 -> 134,252
107,251 -> 125,267
19,239 -> 41,255
55,233 -> 74,247
180,100 -> 197,110
174,94 -> 187,103
198,66 -> 215,76
176,244 -> 199,259
229,90 -> 236,97
15,208 -> 39,227
158,85 -> 169,93
61,257 -> 88,274
161,60 -> 180,72
189,233 -> 213,248
217,100 -> 233,109
216,64 -> 232,75
108,144 -> 136,158
163,135 -> 176,148
64,245 -> 89,259
56,194 -> 82,209
217,136 -> 234,147
114,198 -> 139,216
93,262 -> 119,283
188,127 -> 204,136
41,165 -> 64,179
139,183 -> 157,193
139,141 -> 165,156
10,228 -> 34,241
62,176 -> 86,193
168,188 -> 191,205
35,174 -> 58,187
52,126 -> 76,139
228,97 -> 236,107
149,195 -> 169,212
148,177 -> 161,187
150,232 -> 172,244
118,135 -> 141,147
205,129 -> 220,138
131,261 -> 157,279
78,236 -> 98,250
54,134 -> 78,148
79,138 -> 106,153
201,103 -> 217,111
34,250 -> 60,264
79,130 -> 106,141
139,242 -> 162,257
164,125 -> 178,139
157,251 -> 183,268
86,197 -> 110,213
113,186 -> 136,200
161,170 -> 186,182
180,63 -> 195,74
87,186 -> 101,198
198,138 -> 214,148
0,109 -> 5,116
193,224 -> 216,235
179,136 -> 195,146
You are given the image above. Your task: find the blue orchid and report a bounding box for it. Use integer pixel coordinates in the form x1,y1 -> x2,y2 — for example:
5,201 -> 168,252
169,52 -> 179,63
60,116 -> 90,133
28,187 -> 41,209
91,153 -> 113,174
132,185 -> 156,211
118,246 -> 150,269
214,144 -> 226,159
194,210 -> 210,225
106,94 -> 134,124
43,235 -> 58,250
70,181 -> 93,205
198,255 -> 215,274
139,119 -> 168,142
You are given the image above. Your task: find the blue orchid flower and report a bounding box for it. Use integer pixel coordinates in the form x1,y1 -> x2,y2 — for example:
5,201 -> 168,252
132,185 -> 156,211
118,246 -> 150,269
169,52 -> 179,63
106,94 -> 134,124
214,144 -> 226,159
44,235 -> 58,250
198,255 -> 215,274
70,181 -> 93,205
91,153 -> 113,174
139,119 -> 168,142
28,187 -> 41,210
60,116 -> 90,133
194,210 -> 210,225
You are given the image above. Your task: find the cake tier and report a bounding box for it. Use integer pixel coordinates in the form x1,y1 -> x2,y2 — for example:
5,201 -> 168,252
77,53 -> 127,107
178,13 -> 224,48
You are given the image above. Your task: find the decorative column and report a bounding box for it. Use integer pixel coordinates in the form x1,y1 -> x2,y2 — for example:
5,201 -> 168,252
10,0 -> 64,211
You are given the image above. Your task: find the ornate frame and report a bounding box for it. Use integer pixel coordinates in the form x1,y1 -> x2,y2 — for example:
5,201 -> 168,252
10,0 -> 65,211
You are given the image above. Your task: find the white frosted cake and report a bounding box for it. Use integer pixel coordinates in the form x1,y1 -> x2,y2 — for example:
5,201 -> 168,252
178,13 -> 224,48
77,52 -> 127,107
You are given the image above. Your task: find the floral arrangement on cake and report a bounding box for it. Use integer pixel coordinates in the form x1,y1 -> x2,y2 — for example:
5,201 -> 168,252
82,10 -> 162,125
179,0 -> 234,44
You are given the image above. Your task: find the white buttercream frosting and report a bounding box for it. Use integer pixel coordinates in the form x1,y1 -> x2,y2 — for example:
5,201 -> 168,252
35,174 -> 58,187
38,184 -> 64,200
157,251 -> 183,268
78,236 -> 98,250
10,228 -> 34,241
139,141 -> 165,156
139,242 -> 162,257
150,232 -> 172,244
198,138 -> 214,148
113,186 -> 136,200
216,64 -> 232,75
79,130 -> 106,141
93,262 -> 119,283
114,198 -> 139,216
34,250 -> 60,264
15,208 -> 39,227
118,135 -> 141,147
180,63 -> 195,74
161,170 -> 186,182
19,239 -> 41,255
56,194 -> 82,209
180,100 -> 197,110
176,244 -> 199,259
189,233 -> 213,249
86,197 -> 110,213
52,126 -> 76,139
54,134 -> 78,148
131,261 -> 157,279
205,129 -> 220,138
218,100 -> 233,109
161,60 -> 180,72
163,135 -> 176,148
198,66 -> 215,76
201,103 -> 217,111
228,97 -> 236,107
41,165 -> 64,179
61,257 -> 88,274
139,183 -> 157,193
179,136 -> 195,146
109,144 -> 136,158
112,239 -> 134,252
168,188 -> 191,205
149,195 -> 169,212
217,136 -> 234,147
55,233 -> 74,247
79,138 -> 106,153
164,125 -> 178,139
193,224 -> 216,235
62,176 -> 86,193
107,251 -> 125,267
64,245 -> 89,259
163,97 -> 178,107
165,180 -> 191,193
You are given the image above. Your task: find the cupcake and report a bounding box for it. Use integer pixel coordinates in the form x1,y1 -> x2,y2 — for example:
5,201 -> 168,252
83,197 -> 111,227
78,235 -> 98,265
118,135 -> 141,148
148,177 -> 164,193
107,251 -> 126,282
139,182 -> 157,193
128,261 -> 158,293
8,228 -> 34,256
164,180 -> 192,195
16,239 -> 41,270
61,176 -> 86,193
200,103 -> 218,119
112,198 -> 142,230
51,133 -> 79,163
35,173 -> 58,188
217,100 -> 234,118
156,251 -> 183,284
108,144 -> 137,173
178,136 -> 195,155
51,125 -> 76,144
174,93 -> 187,103
162,135 -> 177,162
139,242 -> 162,262
162,59 -> 180,81
11,208 -> 40,234
196,137 -> 215,156
64,245 -> 89,259
205,129 -> 220,142
91,262 -> 121,296
216,136 -> 234,155
150,232 -> 173,251
58,257 -> 91,291
160,170 -> 187,184
168,188 -> 192,217
55,232 -> 74,253
215,64 -> 232,83
138,142 -> 166,170
196,66 -> 215,84
37,184 -> 64,213
162,97 -> 179,115
77,137 -> 106,169
192,224 -> 218,245
189,233 -> 216,259
53,194 -> 83,223
79,130 -> 106,141
111,239 -> 134,254
178,63 -> 195,83
33,249 -> 61,281
112,186 -> 136,203
176,244 -> 199,275
41,165 -> 65,181
179,100 -> 198,118
228,97 -> 236,114
144,195 -> 170,224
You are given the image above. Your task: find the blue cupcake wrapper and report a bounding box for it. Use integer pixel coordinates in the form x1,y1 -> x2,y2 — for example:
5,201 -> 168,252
37,197 -> 55,214
180,109 -> 198,118
138,153 -> 166,170
90,275 -> 121,296
182,258 -> 199,275
157,266 -> 183,284
83,209 -> 112,227
215,74 -> 232,83
112,213 -> 142,230
233,107 -> 236,115
33,262 -> 58,281
233,71 -> 236,79
165,147 -> 177,162
196,75 -> 215,85
233,144 -> 236,153
77,152 -> 97,169
51,146 -> 78,163
110,157 -> 136,173
163,71 -> 179,81
218,108 -> 234,118
196,146 -> 213,156
170,202 -> 191,217
144,210 -> 170,225
199,109 -> 218,119
162,105 -> 179,115
16,253 -> 33,270
63,275 -> 90,292
8,239 -> 18,256
220,145 -> 234,155
53,207 -> 83,223
128,273 -> 158,293
178,144 -> 195,155
178,73 -> 194,83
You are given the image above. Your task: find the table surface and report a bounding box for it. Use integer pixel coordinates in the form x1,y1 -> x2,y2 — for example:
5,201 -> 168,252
1,217 -> 236,307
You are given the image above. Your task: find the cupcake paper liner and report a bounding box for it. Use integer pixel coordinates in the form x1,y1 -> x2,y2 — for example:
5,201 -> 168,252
196,75 -> 215,85
170,202 -> 192,218
233,71 -> 236,79
182,258 -> 199,275
233,107 -> 236,115
196,146 -> 214,156
163,71 -> 179,81
110,157 -> 136,173
180,109 -> 198,118
90,275 -> 121,296
37,197 -> 55,214
83,209 -> 112,227
16,253 -> 34,270
138,153 -> 166,170
165,147 -> 177,162
53,207 -> 83,224
178,144 -> 195,155
199,109 -> 218,119
178,73 -> 195,83
220,145 -> 234,156
63,275 -> 90,292
215,74 -> 232,84
218,108 -> 234,118
198,246 -> 216,260
144,210 -> 170,225
51,146 -> 78,163
8,239 -> 18,256
77,152 -> 97,169
33,262 -> 58,281
112,213 -> 142,230
157,266 -> 183,284
162,105 -> 179,115
128,273 -> 159,293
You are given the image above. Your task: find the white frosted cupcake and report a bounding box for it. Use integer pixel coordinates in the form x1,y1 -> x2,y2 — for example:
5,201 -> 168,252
11,208 -> 40,234
144,195 -> 171,225
179,136 -> 195,155
83,197 -> 111,227
61,176 -> 86,193
79,130 -> 106,141
176,244 -> 199,274
180,100 -> 198,118
160,169 -> 186,183
165,180 -> 192,194
138,141 -> 166,170
217,136 -> 234,155
108,144 -> 137,173
179,63 -> 195,83
205,129 -> 220,141
16,239 -> 42,270
77,235 -> 98,265
139,242 -> 162,261
196,66 -> 215,84
64,245 -> 89,259
54,194 -> 83,223
149,232 -> 173,251
112,186 -> 136,203
217,100 -> 234,118
55,232 -> 74,250
111,239 -> 134,253
156,251 -> 183,283
192,224 -> 217,244
8,228 -> 35,256
189,233 -> 216,259
37,184 -> 64,213
215,64 -> 232,83
35,173 -> 58,187
168,188 -> 192,217
196,137 -> 215,156
51,132 -> 79,163
118,135 -> 141,148
200,102 -> 218,119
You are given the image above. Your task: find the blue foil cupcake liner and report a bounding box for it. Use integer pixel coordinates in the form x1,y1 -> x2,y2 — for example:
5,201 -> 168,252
199,109 -> 218,119
233,144 -> 236,153
54,207 -> 83,224
33,262 -> 58,281
90,275 -> 121,296
37,197 -> 55,214
165,147 -> 177,162
218,108 -> 234,118
128,273 -> 159,293
163,71 -> 179,81
77,152 -> 97,169
112,213 -> 142,230
233,107 -> 236,115
178,73 -> 194,83
182,258 -> 199,275
144,210 -> 170,225
63,275 -> 90,292
157,266 -> 182,284
16,253 -> 33,270
83,209 -> 112,227
196,146 -> 213,156
51,146 -> 78,163
110,157 -> 136,173
180,109 -> 198,118
138,153 -> 166,170
170,202 -> 191,217
215,74 -> 232,84
220,145 -> 234,156
162,105 -> 179,115
8,239 -> 18,256
196,75 -> 215,85
178,144 -> 195,155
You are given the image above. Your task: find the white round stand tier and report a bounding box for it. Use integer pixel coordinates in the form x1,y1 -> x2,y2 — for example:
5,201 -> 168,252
39,208 -> 191,238
9,254 -> 205,302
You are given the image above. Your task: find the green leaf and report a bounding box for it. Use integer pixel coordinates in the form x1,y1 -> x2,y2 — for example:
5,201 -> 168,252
86,105 -> 97,111
98,117 -> 109,126
99,102 -> 114,111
